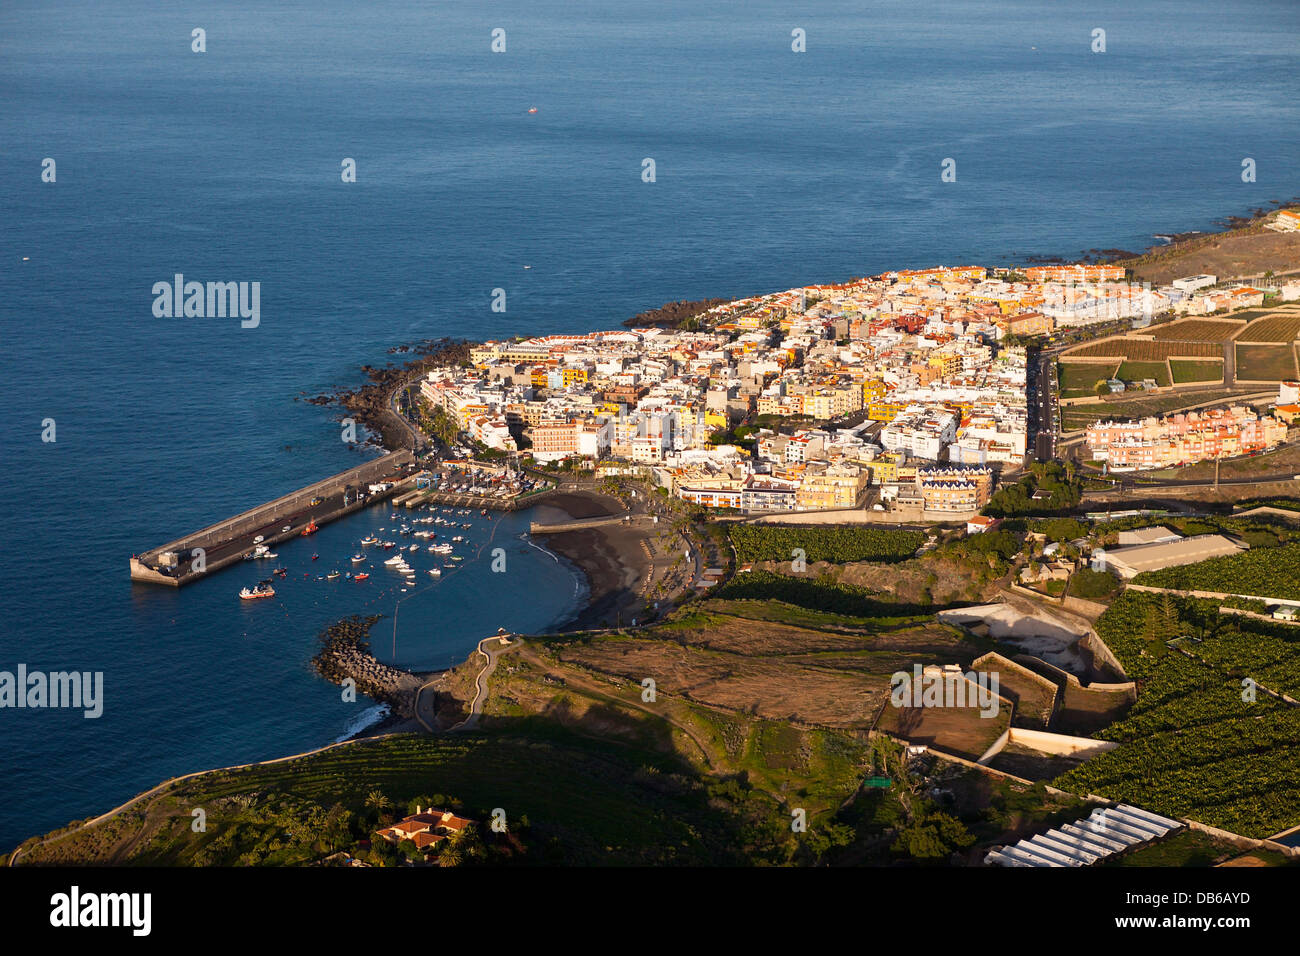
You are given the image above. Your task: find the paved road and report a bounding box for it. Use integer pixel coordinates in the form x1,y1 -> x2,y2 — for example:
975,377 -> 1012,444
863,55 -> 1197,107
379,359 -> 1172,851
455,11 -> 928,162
450,634 -> 514,731
390,380 -> 429,453
1033,349 -> 1060,462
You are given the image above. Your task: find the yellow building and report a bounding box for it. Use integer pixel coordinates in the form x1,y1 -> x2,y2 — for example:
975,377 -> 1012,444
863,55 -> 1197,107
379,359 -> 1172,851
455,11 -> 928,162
868,451 -> 905,485
796,467 -> 867,510
862,379 -> 887,403
869,400 -> 908,423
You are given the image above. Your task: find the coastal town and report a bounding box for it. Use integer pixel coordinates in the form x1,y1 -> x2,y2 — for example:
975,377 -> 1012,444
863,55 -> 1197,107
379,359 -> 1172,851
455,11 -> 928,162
26,207 -> 1300,876
416,250 -> 1300,515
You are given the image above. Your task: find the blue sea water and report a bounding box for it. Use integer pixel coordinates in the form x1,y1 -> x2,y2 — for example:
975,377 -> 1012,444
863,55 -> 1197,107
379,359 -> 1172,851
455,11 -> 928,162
1,0 -> 1298,850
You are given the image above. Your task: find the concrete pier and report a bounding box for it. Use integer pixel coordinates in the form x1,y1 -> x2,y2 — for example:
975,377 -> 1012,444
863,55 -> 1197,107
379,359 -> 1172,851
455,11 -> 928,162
130,450 -> 416,587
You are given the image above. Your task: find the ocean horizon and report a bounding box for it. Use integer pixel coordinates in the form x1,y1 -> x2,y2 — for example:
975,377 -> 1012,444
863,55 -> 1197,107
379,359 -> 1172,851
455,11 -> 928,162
2,0 -> 1299,850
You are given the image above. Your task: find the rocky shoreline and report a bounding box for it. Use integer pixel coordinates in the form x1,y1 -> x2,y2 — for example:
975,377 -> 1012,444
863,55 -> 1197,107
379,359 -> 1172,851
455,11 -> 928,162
302,338 -> 472,451
620,297 -> 731,329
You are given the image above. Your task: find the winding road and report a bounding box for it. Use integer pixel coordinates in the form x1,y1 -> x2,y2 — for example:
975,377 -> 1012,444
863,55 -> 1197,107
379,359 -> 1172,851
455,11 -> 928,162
449,634 -> 514,731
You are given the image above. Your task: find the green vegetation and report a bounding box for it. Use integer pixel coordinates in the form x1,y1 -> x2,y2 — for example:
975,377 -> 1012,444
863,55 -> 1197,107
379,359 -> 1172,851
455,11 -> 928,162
1105,829 -> 1250,867
1236,312 -> 1300,343
1059,361 -> 1114,398
1053,591 -> 1300,837
983,461 -> 1082,517
1115,360 -> 1170,386
1132,541 -> 1300,600
1067,567 -> 1120,600
1236,342 -> 1299,381
729,525 -> 923,564
1168,360 -> 1224,384
713,570 -> 941,616
1238,498 -> 1300,514
1032,517 -> 1089,542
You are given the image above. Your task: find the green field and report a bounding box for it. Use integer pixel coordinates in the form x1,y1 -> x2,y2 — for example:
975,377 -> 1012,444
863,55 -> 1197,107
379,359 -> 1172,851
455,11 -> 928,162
1115,360 -> 1170,386
1168,359 -> 1224,384
729,525 -> 923,565
1236,343 -> 1299,382
1059,362 -> 1115,397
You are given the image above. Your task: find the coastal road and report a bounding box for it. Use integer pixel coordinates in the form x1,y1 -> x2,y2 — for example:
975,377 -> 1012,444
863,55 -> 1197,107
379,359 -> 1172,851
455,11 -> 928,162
389,379 -> 429,454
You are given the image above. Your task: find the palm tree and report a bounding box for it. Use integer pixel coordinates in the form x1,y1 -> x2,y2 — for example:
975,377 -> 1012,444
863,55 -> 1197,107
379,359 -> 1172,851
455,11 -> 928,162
365,789 -> 392,822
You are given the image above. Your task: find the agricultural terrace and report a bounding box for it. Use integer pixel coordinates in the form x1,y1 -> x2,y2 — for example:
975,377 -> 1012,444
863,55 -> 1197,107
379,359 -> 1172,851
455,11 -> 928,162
1168,360 -> 1224,384
1148,319 -> 1245,341
1064,338 -> 1222,360
1115,360 -> 1169,386
1233,305 -> 1300,343
1053,591 -> 1300,838
1059,361 -> 1116,398
1235,343 -> 1300,382
729,525 -> 923,564
533,577 -> 1004,748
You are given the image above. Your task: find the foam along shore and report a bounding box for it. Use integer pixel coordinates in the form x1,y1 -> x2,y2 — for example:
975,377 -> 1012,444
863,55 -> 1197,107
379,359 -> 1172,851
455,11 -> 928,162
528,489 -> 654,631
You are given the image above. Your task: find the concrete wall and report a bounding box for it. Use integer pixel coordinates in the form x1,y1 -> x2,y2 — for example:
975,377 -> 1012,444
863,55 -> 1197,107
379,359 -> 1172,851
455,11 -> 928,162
141,450 -> 414,561
1127,583 -> 1300,609
1005,727 -> 1119,757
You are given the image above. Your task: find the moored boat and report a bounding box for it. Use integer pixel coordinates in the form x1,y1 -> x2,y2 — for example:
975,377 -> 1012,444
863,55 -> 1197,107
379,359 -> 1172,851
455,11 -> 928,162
239,582 -> 275,600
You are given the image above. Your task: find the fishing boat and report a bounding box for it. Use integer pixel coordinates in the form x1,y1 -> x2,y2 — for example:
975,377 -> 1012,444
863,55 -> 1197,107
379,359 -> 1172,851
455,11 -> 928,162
527,106 -> 538,113
384,555 -> 406,566
428,568 -> 441,577
301,519 -> 318,536
311,553 -> 319,561
481,509 -> 488,516
239,582 -> 275,600
253,546 -> 277,559
408,544 -> 419,552
351,554 -> 366,563
327,571 -> 341,580
273,567 -> 288,578
355,573 -> 370,580
360,535 -> 379,546
382,541 -> 396,549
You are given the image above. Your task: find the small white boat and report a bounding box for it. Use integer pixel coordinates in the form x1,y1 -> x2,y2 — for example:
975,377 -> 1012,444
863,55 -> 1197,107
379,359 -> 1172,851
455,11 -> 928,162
384,555 -> 406,566
408,544 -> 419,552
351,554 -> 366,563
428,568 -> 441,577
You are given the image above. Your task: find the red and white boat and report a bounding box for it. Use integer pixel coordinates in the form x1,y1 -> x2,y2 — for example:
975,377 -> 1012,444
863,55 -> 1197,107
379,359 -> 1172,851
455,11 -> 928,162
239,582 -> 276,600
354,573 -> 370,581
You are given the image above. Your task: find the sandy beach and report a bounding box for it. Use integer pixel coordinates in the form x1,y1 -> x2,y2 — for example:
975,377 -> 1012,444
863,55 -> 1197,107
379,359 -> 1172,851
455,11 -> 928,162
529,489 -> 654,631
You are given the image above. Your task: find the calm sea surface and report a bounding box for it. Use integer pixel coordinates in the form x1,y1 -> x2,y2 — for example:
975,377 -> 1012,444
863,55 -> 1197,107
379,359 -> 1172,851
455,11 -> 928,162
1,0 -> 1298,848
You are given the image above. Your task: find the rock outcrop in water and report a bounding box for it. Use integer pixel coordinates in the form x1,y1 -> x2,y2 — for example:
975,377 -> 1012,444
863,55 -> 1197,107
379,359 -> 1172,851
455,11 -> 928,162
311,615 -> 423,718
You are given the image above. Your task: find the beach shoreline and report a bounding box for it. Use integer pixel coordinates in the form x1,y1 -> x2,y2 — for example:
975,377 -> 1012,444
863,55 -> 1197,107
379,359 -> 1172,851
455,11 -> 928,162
527,489 -> 655,632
